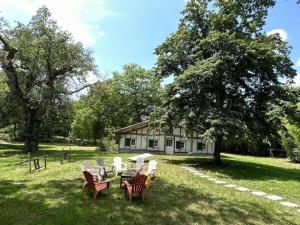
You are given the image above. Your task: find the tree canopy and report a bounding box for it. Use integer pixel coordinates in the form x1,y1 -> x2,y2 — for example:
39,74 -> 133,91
155,0 -> 297,164
0,6 -> 96,152
71,64 -> 162,142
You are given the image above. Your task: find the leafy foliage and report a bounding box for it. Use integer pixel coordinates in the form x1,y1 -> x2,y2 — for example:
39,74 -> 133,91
281,102 -> 300,159
0,7 -> 96,151
154,0 -> 297,163
71,64 -> 162,142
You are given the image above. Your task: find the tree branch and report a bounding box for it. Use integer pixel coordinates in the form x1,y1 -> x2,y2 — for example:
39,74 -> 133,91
0,34 -> 18,60
54,65 -> 74,77
62,82 -> 97,96
0,34 -> 26,102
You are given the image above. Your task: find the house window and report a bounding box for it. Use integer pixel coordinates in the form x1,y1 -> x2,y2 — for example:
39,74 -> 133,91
131,138 -> 136,146
125,138 -> 131,147
149,139 -> 158,148
197,142 -> 205,151
125,138 -> 135,147
176,141 -> 185,150
166,139 -> 173,147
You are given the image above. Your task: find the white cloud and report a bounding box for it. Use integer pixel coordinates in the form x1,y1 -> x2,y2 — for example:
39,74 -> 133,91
0,0 -> 116,45
266,29 -> 288,41
296,57 -> 300,67
294,74 -> 300,87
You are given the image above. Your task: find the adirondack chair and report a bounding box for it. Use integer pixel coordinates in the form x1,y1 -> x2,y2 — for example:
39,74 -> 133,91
83,171 -> 110,200
147,160 -> 157,177
123,174 -> 147,203
96,158 -> 113,177
112,157 -> 127,176
131,157 -> 144,173
84,160 -> 104,180
80,163 -> 101,181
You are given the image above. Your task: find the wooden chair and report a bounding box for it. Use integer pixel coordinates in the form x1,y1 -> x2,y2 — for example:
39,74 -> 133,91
83,171 -> 110,200
96,158 -> 113,177
123,174 -> 147,203
112,157 -> 127,176
84,160 -> 103,180
147,160 -> 157,178
131,157 -> 145,173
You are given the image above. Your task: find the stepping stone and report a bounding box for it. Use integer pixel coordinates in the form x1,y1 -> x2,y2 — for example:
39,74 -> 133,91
265,195 -> 283,201
195,173 -> 204,176
207,178 -> 217,181
280,202 -> 298,208
224,184 -> 237,188
235,187 -> 250,192
214,181 -> 226,184
251,191 -> 266,196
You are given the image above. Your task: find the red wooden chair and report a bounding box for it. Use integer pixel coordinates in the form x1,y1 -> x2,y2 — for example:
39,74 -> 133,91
83,171 -> 110,200
123,174 -> 147,203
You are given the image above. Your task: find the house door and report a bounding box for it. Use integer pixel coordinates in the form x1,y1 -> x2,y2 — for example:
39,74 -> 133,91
165,138 -> 174,155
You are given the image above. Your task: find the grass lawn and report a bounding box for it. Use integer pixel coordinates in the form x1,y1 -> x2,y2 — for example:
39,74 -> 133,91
0,142 -> 299,225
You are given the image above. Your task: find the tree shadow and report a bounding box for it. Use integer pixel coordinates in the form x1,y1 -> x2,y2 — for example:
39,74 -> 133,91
0,176 -> 298,225
164,156 -> 300,182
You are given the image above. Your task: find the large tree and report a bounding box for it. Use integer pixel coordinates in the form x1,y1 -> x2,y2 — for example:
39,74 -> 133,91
0,7 -> 96,152
155,0 -> 297,164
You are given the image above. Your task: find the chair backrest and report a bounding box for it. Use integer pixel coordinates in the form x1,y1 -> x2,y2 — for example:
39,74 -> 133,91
131,174 -> 147,192
136,157 -> 144,164
83,171 -> 95,190
84,160 -> 93,169
79,164 -> 85,172
147,160 -> 157,174
135,157 -> 144,170
96,158 -> 105,167
113,157 -> 122,170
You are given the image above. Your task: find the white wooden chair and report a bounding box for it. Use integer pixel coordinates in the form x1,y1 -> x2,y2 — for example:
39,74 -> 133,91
96,158 -> 113,177
112,157 -> 127,176
83,160 -> 103,180
147,160 -> 157,177
131,157 -> 145,173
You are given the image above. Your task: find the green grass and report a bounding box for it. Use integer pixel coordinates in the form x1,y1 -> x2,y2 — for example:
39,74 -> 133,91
0,142 -> 299,225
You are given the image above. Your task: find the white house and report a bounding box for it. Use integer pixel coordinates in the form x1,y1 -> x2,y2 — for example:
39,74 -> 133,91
115,121 -> 214,155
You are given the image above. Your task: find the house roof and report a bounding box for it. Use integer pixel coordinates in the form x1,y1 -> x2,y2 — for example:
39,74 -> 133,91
115,121 -> 149,134
115,120 -> 206,134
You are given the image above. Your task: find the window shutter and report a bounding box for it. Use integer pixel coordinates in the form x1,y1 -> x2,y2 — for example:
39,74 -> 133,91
176,141 -> 180,149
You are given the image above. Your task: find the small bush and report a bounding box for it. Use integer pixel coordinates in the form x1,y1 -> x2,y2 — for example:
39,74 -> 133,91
97,137 -> 118,152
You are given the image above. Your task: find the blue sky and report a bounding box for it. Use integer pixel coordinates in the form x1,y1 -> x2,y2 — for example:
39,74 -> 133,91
0,0 -> 299,85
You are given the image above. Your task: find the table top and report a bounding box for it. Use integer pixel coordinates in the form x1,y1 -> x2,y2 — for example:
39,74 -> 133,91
128,153 -> 153,161
121,170 -> 136,177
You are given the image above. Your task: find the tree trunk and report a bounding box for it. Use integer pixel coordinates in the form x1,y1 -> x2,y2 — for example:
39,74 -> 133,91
214,135 -> 223,165
24,110 -> 40,152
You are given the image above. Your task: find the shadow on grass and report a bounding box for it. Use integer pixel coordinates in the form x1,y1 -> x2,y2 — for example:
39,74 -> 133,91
164,157 -> 300,182
0,176 -> 297,225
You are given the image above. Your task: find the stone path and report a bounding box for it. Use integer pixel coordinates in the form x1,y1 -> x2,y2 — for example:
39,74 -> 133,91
265,195 -> 283,201
235,187 -> 250,192
251,191 -> 266,196
182,166 -> 299,211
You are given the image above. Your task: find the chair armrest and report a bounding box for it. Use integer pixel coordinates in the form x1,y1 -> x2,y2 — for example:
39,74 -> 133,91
123,180 -> 131,187
97,180 -> 110,185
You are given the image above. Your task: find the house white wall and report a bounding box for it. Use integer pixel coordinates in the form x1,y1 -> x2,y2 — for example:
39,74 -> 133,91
118,126 -> 214,155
